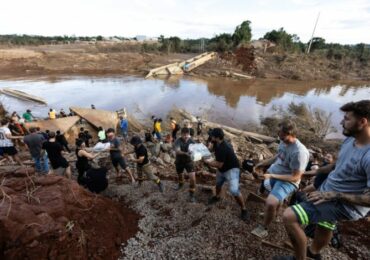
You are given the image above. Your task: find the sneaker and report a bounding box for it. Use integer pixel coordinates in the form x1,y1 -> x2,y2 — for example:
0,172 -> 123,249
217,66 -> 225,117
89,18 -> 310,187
272,256 -> 295,260
251,224 -> 268,238
174,183 -> 184,191
207,196 -> 221,205
188,193 -> 197,203
241,209 -> 250,221
158,182 -> 164,193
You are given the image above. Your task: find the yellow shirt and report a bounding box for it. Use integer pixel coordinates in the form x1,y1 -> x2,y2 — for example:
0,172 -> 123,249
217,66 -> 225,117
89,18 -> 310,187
49,110 -> 56,119
154,122 -> 161,132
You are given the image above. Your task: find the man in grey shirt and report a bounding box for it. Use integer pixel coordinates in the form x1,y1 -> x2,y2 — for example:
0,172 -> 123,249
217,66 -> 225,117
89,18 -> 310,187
252,120 -> 309,238
24,127 -> 49,174
276,100 -> 370,260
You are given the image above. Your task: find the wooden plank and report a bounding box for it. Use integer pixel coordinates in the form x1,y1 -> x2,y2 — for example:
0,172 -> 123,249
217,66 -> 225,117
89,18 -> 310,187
145,62 -> 183,78
183,52 -> 216,72
70,107 -> 119,130
178,109 -> 276,143
1,88 -> 47,104
25,116 -> 80,133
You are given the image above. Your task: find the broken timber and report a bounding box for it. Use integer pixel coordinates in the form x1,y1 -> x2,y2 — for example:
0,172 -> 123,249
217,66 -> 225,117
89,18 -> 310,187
1,88 -> 47,104
178,109 -> 276,143
145,62 -> 184,79
25,116 -> 80,133
70,107 -> 119,130
182,52 -> 217,72
145,52 -> 216,78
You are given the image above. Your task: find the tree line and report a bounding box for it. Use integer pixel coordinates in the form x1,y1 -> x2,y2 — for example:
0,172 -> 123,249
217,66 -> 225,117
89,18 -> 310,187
1,20 -> 369,63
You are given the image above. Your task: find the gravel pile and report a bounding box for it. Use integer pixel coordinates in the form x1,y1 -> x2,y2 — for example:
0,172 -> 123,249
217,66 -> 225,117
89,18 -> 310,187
106,181 -> 351,260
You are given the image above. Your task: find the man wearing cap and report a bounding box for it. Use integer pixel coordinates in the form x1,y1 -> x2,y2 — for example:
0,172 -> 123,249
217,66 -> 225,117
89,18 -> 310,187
252,120 -> 309,238
128,136 -> 163,192
174,127 -> 197,202
204,128 -> 250,221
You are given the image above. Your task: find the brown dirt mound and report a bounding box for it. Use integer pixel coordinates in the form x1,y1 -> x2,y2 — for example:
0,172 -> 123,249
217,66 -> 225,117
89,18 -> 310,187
234,46 -> 257,74
0,168 -> 140,260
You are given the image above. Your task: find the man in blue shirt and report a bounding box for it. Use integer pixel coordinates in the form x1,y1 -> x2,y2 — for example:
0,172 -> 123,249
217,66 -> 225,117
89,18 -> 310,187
119,116 -> 129,143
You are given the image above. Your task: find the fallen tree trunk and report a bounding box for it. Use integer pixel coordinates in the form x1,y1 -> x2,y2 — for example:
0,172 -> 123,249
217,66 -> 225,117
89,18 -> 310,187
178,109 -> 276,143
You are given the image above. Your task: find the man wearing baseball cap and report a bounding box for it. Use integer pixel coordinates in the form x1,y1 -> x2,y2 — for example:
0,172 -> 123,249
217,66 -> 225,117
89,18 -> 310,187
204,128 -> 249,221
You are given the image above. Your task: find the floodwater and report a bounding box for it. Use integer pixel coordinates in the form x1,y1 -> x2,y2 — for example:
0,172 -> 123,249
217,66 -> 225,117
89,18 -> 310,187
0,76 -> 369,139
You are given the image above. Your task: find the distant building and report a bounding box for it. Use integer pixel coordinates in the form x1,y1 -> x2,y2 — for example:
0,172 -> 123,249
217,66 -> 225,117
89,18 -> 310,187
135,35 -> 147,42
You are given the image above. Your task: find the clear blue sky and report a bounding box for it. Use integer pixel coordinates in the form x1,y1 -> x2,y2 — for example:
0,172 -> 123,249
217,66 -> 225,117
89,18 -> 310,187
1,0 -> 369,44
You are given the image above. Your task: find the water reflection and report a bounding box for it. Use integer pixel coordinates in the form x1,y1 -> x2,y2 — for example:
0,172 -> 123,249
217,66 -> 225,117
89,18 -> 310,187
0,76 -> 369,139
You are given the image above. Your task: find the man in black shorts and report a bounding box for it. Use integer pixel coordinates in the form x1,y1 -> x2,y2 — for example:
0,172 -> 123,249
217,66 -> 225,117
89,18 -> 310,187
128,136 -> 163,192
174,127 -> 196,202
106,128 -> 135,183
275,100 -> 370,260
42,131 -> 71,178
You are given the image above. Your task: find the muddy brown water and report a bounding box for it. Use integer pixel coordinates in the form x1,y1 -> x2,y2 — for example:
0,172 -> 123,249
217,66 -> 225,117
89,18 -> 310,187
0,76 -> 369,139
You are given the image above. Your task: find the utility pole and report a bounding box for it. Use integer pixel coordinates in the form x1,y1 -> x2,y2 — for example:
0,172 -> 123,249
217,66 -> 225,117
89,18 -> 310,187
306,12 -> 320,54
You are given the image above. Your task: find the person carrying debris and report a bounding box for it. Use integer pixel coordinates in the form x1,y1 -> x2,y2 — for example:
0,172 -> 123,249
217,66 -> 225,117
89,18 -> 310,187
106,128 -> 135,183
183,119 -> 195,137
173,127 -> 197,202
274,100 -> 370,260
0,118 -> 24,167
24,127 -> 49,174
251,120 -> 309,238
22,109 -> 34,122
42,131 -> 71,178
56,130 -> 71,153
48,108 -> 56,120
127,136 -> 164,192
75,138 -> 100,185
204,128 -> 250,221
170,117 -> 180,140
119,116 -> 129,142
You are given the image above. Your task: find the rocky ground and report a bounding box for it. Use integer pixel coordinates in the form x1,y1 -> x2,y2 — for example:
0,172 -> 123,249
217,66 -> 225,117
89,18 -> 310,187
0,108 -> 369,259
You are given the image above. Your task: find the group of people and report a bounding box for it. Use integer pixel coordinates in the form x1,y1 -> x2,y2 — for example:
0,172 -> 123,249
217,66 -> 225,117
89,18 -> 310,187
0,100 -> 369,260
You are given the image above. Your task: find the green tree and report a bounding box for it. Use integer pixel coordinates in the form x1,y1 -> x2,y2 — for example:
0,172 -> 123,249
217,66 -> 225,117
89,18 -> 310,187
208,33 -> 233,52
309,37 -> 326,52
263,28 -> 295,51
232,20 -> 252,46
96,35 -> 103,41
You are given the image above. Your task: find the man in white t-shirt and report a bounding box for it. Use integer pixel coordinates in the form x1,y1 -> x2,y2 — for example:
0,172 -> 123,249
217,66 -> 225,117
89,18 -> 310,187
0,118 -> 24,166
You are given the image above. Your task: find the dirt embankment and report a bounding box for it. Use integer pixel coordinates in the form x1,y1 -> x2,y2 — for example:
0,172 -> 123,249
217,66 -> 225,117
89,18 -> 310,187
0,43 -> 368,81
0,168 -> 140,260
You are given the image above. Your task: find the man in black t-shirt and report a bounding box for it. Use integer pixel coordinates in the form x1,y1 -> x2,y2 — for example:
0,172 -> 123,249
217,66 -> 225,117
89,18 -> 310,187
204,128 -> 249,221
106,128 -> 135,183
42,131 -> 71,178
56,130 -> 71,152
174,128 -> 196,202
128,136 -> 163,192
